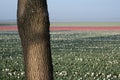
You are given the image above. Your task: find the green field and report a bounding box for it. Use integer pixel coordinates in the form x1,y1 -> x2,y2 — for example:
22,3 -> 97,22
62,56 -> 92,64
50,22 -> 120,26
1,22 -> 120,26
0,31 -> 120,80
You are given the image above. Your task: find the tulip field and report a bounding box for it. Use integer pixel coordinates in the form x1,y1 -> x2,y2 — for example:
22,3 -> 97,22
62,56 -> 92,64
0,30 -> 120,80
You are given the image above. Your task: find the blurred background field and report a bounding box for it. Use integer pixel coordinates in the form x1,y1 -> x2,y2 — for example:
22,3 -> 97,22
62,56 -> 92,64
0,30 -> 120,80
0,22 -> 120,27
50,22 -> 120,27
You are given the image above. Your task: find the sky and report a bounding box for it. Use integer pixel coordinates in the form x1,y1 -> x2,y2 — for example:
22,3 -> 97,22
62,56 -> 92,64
0,0 -> 120,22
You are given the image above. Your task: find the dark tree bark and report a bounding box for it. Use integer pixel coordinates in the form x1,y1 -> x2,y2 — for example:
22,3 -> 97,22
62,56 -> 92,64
17,0 -> 53,80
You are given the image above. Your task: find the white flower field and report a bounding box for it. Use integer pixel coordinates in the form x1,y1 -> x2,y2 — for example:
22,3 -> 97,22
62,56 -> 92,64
0,31 -> 120,80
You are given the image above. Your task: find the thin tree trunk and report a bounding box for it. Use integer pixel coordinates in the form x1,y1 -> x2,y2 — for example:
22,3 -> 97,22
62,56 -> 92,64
17,0 -> 53,80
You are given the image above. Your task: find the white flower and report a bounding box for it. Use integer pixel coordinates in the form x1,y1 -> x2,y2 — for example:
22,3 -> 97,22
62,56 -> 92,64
103,78 -> 106,80
13,71 -> 16,75
2,69 -> 5,72
78,77 -> 82,80
74,72 -> 78,75
58,71 -> 67,76
21,72 -> 25,75
113,75 -> 117,78
5,68 -> 9,72
91,72 -> 94,76
118,74 -> 120,78
96,78 -> 100,80
113,60 -> 118,64
86,72 -> 90,75
8,72 -> 12,76
17,76 -> 20,79
108,61 -> 112,64
107,74 -> 112,79
80,58 -> 83,61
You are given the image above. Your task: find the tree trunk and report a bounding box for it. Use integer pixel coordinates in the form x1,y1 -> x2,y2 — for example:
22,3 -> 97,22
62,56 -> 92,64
17,0 -> 53,80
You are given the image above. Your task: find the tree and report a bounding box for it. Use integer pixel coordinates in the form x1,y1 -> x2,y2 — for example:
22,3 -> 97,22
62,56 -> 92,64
17,0 -> 53,80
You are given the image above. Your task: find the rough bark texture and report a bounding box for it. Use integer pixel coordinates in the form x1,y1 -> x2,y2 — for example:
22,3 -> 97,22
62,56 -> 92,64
17,0 -> 53,80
